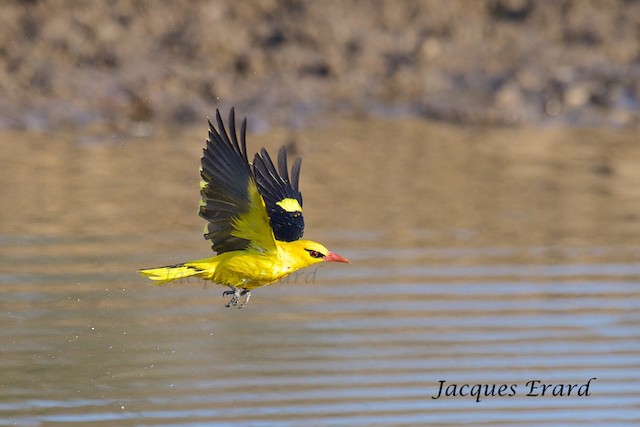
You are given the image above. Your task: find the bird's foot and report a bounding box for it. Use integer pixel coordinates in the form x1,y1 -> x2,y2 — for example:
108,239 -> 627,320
237,289 -> 251,308
222,287 -> 251,308
223,287 -> 239,308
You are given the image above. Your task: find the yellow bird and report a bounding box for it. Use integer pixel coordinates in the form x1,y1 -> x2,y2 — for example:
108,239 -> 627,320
140,108 -> 349,307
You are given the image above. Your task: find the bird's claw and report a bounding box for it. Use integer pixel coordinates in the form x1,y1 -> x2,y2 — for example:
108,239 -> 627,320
237,289 -> 251,308
222,287 -> 250,308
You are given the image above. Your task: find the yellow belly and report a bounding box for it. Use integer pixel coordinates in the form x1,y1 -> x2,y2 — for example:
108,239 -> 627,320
194,250 -> 293,289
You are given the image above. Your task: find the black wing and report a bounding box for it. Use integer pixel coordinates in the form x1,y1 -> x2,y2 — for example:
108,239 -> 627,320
253,145 -> 305,242
199,108 -> 275,253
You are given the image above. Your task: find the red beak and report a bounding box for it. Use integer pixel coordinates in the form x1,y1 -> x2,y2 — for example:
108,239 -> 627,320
323,251 -> 350,264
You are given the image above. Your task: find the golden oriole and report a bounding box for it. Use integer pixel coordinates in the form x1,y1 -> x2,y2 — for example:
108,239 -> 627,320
140,108 -> 349,307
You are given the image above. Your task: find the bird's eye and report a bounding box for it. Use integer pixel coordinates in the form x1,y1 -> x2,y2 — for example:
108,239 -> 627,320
306,249 -> 324,258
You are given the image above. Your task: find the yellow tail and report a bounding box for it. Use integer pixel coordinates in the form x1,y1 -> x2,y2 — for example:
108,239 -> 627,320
139,263 -> 206,285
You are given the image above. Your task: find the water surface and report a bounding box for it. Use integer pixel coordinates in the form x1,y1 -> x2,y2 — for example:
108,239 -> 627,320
1,120 -> 639,425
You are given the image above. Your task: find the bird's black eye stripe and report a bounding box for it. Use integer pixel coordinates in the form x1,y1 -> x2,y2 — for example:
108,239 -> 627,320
305,249 -> 324,258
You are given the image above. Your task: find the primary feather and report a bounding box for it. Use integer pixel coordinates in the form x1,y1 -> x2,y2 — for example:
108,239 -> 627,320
140,108 -> 349,308
254,145 -> 305,242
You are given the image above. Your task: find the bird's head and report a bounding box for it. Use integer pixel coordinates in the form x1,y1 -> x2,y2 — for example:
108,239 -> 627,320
282,240 -> 350,268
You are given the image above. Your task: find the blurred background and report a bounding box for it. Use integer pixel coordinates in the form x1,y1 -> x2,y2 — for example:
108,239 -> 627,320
1,0 -> 639,131
1,1 -> 640,426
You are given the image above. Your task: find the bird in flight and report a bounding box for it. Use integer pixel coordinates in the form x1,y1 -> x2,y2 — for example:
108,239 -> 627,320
140,108 -> 349,307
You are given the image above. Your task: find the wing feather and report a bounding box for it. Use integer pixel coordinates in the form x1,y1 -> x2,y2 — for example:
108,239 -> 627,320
278,147 -> 290,182
290,157 -> 302,192
199,108 -> 276,254
253,145 -> 305,242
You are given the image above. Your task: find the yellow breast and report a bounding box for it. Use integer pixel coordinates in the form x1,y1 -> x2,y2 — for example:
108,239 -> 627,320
208,250 -> 292,288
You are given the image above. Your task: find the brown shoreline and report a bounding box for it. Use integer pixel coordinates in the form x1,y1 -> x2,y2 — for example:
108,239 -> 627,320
1,0 -> 638,131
